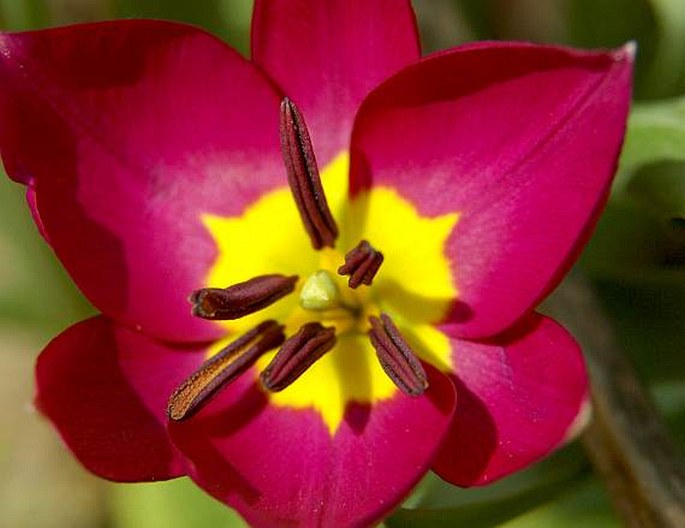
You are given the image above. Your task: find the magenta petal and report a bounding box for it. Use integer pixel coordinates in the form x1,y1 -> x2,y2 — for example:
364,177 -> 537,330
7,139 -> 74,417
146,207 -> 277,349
35,316 -> 206,482
351,42 -> 633,338
252,0 -> 420,163
25,181 -> 50,243
168,364 -> 456,528
432,313 -> 588,486
0,20 -> 284,341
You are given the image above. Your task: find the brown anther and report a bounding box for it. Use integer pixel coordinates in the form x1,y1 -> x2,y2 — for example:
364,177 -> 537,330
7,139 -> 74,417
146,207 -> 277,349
167,320 -> 285,421
280,97 -> 338,249
368,313 -> 428,396
190,274 -> 298,320
260,322 -> 337,392
338,240 -> 384,288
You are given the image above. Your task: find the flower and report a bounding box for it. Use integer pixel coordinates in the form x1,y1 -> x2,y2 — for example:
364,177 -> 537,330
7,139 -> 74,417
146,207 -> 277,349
0,1 -> 632,526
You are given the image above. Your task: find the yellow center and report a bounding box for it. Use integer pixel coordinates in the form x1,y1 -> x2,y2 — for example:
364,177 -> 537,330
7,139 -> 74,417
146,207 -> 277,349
202,152 -> 459,435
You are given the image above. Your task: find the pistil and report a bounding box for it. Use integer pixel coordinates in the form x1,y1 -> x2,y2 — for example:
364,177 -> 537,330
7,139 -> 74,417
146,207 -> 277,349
261,322 -> 337,391
368,313 -> 428,396
280,97 -> 338,249
190,274 -> 298,320
167,320 -> 286,421
338,240 -> 384,288
299,270 -> 340,311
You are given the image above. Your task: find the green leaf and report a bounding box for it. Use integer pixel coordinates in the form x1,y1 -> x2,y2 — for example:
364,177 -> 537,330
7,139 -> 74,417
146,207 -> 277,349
617,96 -> 685,189
592,277 -> 685,383
627,161 -> 685,220
582,101 -> 685,278
502,478 -> 619,528
567,0 -> 655,49
388,444 -> 589,528
109,478 -> 247,528
0,0 -> 49,30
580,198 -> 684,279
654,381 -> 685,444
641,0 -> 685,98
449,0 -> 496,41
0,174 -> 93,333
567,0 -> 657,98
114,0 -> 253,54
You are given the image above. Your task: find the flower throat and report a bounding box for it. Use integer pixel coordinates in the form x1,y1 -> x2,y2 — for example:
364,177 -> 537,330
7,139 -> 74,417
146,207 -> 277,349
166,99 -> 427,422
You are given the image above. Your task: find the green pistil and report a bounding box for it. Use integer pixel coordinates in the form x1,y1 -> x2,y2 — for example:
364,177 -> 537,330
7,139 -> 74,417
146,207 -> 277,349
300,270 -> 340,311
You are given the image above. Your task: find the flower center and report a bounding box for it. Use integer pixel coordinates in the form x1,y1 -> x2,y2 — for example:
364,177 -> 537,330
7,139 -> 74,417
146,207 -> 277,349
167,99 -> 459,433
299,270 -> 341,311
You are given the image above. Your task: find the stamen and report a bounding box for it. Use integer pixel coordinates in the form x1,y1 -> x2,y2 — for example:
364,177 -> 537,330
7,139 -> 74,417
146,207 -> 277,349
368,313 -> 428,396
190,274 -> 298,320
338,240 -> 384,288
261,322 -> 337,392
167,320 -> 286,421
280,97 -> 338,249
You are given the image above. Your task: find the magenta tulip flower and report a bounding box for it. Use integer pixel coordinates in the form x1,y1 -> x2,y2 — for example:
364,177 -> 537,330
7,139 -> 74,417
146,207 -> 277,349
0,1 -> 632,526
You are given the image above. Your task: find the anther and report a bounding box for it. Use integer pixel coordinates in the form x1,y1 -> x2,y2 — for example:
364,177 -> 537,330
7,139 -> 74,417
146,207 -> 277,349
338,240 -> 384,288
260,322 -> 337,392
368,313 -> 428,396
167,320 -> 286,421
280,97 -> 338,249
190,274 -> 298,320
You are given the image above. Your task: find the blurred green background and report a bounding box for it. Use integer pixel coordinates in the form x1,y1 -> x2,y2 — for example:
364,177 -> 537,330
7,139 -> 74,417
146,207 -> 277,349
0,1 -> 684,527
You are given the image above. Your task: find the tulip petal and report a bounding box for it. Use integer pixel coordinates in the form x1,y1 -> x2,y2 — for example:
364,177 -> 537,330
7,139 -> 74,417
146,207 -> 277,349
35,316 -> 206,482
0,20 -> 283,342
432,313 -> 588,486
351,42 -> 633,338
168,364 -> 456,528
252,0 -> 420,162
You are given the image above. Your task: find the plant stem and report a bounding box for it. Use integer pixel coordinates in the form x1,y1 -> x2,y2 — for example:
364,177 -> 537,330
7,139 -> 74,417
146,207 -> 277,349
546,272 -> 685,527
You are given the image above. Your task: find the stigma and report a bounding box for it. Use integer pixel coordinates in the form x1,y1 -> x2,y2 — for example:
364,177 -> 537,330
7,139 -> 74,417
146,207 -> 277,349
299,270 -> 340,311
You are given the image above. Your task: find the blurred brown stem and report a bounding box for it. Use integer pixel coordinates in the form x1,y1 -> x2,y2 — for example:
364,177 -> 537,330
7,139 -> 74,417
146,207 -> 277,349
547,273 -> 685,527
